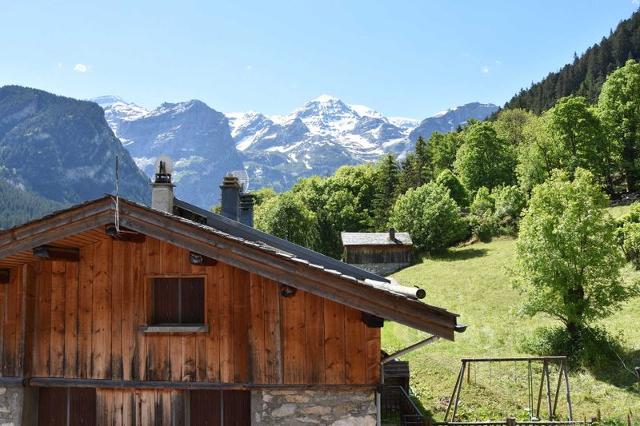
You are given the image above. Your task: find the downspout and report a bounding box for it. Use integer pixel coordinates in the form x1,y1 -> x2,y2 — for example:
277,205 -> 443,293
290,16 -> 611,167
376,336 -> 440,426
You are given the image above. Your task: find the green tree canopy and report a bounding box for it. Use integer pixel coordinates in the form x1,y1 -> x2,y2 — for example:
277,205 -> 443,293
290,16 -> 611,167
597,59 -> 640,191
254,192 -> 318,248
546,96 -> 615,190
454,122 -> 516,193
435,169 -> 468,208
426,131 -> 462,177
514,168 -> 633,342
389,182 -> 465,252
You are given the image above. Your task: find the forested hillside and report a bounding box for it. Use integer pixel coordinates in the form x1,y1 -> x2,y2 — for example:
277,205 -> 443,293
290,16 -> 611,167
0,179 -> 63,229
504,9 -> 640,113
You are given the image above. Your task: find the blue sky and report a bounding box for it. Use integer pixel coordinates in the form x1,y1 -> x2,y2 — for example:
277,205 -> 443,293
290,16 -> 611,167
1,1 -> 638,119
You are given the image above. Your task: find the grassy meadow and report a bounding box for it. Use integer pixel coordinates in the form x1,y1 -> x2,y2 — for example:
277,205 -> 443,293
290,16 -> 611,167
382,210 -> 640,424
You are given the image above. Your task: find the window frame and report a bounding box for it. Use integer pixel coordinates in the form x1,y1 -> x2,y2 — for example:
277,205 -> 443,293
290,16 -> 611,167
141,274 -> 209,334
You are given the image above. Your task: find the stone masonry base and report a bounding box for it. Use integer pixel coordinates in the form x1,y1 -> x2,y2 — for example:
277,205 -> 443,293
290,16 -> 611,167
251,389 -> 377,425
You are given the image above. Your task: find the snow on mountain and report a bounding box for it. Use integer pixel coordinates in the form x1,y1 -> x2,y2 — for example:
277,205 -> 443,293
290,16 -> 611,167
91,97 -> 242,206
93,94 -> 497,208
409,102 -> 499,142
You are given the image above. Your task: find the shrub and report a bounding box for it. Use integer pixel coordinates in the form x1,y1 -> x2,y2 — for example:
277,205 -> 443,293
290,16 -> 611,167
389,182 -> 465,252
616,202 -> 640,269
492,185 -> 527,235
468,187 -> 497,242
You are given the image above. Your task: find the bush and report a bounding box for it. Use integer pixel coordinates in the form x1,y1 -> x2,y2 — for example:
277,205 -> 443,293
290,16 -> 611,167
389,182 -> 466,252
616,203 -> 640,269
468,187 -> 497,242
492,185 -> 527,235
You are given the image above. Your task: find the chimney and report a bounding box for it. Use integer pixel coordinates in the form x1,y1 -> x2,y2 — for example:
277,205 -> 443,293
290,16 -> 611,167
151,159 -> 174,214
239,192 -> 255,227
220,174 -> 241,220
389,227 -> 396,241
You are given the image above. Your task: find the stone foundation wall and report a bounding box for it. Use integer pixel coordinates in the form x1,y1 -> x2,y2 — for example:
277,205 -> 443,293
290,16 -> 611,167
252,389 -> 377,425
0,386 -> 23,426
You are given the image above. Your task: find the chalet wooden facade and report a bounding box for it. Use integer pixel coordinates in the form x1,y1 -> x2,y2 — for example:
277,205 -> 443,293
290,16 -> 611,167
0,174 -> 459,425
341,229 -> 413,275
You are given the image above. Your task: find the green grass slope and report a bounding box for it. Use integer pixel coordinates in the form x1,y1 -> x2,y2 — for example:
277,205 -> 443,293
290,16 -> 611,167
382,235 -> 640,423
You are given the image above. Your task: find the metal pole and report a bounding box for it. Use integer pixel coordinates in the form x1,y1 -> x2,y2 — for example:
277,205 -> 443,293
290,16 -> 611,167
381,336 -> 439,364
445,362 -> 464,422
552,360 -> 564,418
528,360 -> 533,420
563,362 -> 574,420
536,360 -> 546,419
452,361 -> 466,422
545,362 -> 553,420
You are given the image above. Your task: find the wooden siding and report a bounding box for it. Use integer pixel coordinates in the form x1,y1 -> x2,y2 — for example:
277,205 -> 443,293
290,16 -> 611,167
0,236 -> 380,385
345,245 -> 412,264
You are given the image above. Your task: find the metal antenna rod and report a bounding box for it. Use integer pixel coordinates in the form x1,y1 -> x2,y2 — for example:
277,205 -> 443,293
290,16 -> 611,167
115,155 -> 120,232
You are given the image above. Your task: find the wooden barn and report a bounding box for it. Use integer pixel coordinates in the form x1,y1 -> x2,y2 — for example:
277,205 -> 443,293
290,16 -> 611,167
341,229 -> 413,275
0,170 -> 460,425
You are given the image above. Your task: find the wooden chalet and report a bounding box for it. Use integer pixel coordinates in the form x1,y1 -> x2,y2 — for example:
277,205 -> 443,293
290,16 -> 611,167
0,168 -> 460,425
341,229 -> 413,275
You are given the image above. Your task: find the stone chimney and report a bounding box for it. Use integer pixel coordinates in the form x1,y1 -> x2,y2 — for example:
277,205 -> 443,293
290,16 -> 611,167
239,192 -> 255,227
220,175 -> 241,220
151,160 -> 174,214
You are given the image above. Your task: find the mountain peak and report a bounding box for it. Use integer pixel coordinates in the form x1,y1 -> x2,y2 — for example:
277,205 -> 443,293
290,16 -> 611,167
91,95 -> 127,107
311,94 -> 341,103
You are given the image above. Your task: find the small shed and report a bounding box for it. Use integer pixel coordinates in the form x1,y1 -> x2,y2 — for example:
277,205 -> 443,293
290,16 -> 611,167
341,228 -> 413,275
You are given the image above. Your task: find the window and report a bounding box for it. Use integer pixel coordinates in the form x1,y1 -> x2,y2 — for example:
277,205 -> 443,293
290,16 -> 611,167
151,277 -> 205,325
38,387 -> 96,426
189,390 -> 250,426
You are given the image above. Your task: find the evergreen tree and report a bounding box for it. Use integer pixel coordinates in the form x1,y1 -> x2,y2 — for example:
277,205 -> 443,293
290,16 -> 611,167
373,154 -> 400,229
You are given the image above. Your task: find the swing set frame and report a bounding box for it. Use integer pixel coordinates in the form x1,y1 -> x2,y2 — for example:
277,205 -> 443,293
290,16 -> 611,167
444,356 -> 574,423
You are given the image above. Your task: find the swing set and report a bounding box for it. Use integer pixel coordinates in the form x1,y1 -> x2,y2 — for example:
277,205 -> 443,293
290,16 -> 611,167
444,356 -> 579,424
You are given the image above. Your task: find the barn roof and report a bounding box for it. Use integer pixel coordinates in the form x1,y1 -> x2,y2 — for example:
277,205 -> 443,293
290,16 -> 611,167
0,196 -> 459,339
341,231 -> 413,246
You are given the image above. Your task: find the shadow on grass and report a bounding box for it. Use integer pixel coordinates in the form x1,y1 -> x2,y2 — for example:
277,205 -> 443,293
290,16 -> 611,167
525,326 -> 640,392
429,247 -> 489,262
588,347 -> 640,391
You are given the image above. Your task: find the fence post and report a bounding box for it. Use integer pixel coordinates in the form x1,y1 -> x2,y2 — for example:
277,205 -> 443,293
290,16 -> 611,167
506,417 -> 516,426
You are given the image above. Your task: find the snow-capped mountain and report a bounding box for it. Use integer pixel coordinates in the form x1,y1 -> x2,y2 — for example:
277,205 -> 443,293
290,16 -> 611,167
409,102 -> 499,142
96,97 -> 243,207
94,95 -> 497,207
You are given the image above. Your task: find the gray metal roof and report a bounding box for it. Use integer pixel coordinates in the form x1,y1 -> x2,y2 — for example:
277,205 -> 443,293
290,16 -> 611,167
173,198 -> 390,283
341,231 -> 413,246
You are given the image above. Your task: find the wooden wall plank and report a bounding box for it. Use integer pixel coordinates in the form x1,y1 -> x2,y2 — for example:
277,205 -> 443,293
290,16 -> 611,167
92,238 -> 113,379
111,240 -> 125,380
78,245 -> 94,378
1,266 -> 19,376
263,278 -> 282,384
365,326 -> 381,384
324,299 -> 346,384
345,307 -> 366,384
64,262 -> 79,377
49,261 -> 66,377
219,264 -> 233,383
34,261 -> 52,376
304,292 -> 325,384
282,287 -> 306,384
20,264 -> 37,377
121,242 -> 135,381
248,274 -> 265,383
233,268 -> 250,383
132,242 -> 146,381
205,264 -> 220,382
